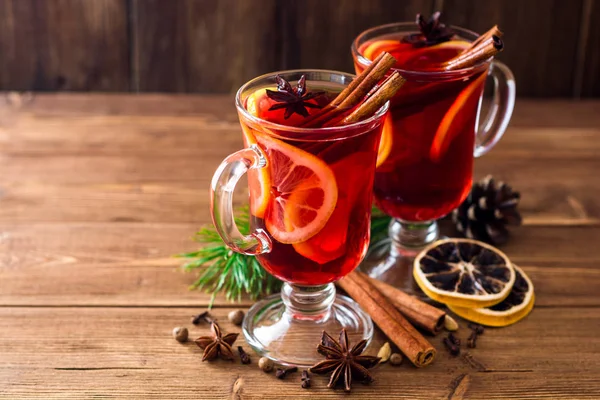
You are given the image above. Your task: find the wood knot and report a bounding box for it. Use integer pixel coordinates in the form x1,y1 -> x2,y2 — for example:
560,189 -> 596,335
231,376 -> 244,399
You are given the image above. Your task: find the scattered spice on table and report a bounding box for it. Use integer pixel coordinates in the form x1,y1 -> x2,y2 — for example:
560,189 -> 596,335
309,329 -> 380,392
194,322 -> 238,361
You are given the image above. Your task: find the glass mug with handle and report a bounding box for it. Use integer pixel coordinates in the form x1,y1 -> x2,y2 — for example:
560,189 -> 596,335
352,22 -> 516,290
210,70 -> 389,366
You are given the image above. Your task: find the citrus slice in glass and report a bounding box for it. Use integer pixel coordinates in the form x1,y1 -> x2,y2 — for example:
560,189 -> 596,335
292,151 -> 373,263
240,124 -> 271,219
362,39 -> 401,61
413,238 -> 515,308
448,264 -> 535,327
429,71 -> 487,162
245,88 -> 274,118
376,113 -> 394,168
254,134 -> 338,244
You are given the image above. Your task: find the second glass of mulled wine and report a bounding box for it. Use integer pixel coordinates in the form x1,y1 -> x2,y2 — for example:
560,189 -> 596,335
352,21 -> 515,291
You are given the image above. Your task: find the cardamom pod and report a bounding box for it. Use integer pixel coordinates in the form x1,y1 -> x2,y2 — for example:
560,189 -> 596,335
377,342 -> 392,363
444,315 -> 459,331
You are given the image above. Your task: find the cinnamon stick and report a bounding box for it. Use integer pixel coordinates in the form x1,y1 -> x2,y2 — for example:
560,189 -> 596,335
359,272 -> 446,334
337,271 -> 436,367
467,25 -> 503,52
442,35 -> 503,71
339,72 -> 405,125
303,52 -> 397,128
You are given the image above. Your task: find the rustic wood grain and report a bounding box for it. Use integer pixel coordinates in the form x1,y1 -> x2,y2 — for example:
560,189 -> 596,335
0,0 -> 129,91
1,307 -> 599,399
581,0 -> 600,96
0,222 -> 599,307
132,0 -> 280,92
1,94 -> 600,397
441,0 -> 585,97
280,0 -> 434,72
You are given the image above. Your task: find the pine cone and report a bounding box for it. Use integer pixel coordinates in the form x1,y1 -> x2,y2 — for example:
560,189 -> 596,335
452,176 -> 521,245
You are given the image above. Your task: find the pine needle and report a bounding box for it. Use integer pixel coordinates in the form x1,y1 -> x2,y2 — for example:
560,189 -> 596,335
177,206 -> 282,308
179,205 -> 390,307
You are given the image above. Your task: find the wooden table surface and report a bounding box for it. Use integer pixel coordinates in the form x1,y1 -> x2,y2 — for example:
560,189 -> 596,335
1,93 -> 599,399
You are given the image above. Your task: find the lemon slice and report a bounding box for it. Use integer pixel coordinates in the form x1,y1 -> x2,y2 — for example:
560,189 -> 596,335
448,265 -> 535,327
413,238 -> 515,308
376,113 -> 394,168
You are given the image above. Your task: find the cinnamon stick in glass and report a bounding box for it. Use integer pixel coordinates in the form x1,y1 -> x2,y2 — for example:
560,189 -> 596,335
302,52 -> 397,128
443,35 -> 504,71
339,72 -> 405,125
359,272 -> 446,334
337,272 -> 436,367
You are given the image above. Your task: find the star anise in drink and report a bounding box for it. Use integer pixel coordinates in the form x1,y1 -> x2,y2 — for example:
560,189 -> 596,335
266,75 -> 325,119
403,11 -> 455,47
194,322 -> 239,361
309,329 -> 380,392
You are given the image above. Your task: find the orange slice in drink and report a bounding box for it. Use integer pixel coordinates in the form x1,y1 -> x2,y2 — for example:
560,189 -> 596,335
245,88 -> 274,117
429,71 -> 487,162
241,124 -> 271,219
254,134 -> 338,244
291,151 -> 373,263
362,40 -> 401,61
376,113 -> 394,168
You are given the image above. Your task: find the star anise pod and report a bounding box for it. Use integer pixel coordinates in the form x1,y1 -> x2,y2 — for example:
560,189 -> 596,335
309,329 -> 380,392
403,11 -> 455,47
194,322 -> 239,361
265,75 -> 325,119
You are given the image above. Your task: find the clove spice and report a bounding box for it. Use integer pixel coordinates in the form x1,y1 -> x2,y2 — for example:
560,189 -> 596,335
275,366 -> 298,379
469,323 -> 485,335
301,370 -> 311,388
443,337 -> 460,356
467,331 -> 478,348
238,346 -> 251,364
448,333 -> 461,347
191,311 -> 215,325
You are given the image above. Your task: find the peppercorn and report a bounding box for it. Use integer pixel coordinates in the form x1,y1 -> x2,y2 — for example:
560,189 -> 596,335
258,357 -> 274,372
228,310 -> 245,326
389,353 -> 403,365
172,327 -> 188,343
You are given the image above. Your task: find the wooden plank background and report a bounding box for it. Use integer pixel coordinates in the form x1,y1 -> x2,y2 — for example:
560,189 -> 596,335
0,0 -> 598,96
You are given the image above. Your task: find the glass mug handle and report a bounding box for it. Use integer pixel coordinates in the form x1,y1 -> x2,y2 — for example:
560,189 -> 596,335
210,144 -> 272,255
474,60 -> 516,157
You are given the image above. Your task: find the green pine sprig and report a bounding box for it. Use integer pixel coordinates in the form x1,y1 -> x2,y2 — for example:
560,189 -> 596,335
179,205 -> 391,307
177,207 -> 282,308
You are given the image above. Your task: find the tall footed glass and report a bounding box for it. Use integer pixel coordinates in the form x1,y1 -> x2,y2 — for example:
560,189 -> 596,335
210,70 -> 388,366
352,23 -> 516,291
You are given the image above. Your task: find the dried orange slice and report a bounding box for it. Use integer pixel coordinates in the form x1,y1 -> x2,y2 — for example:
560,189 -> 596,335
376,113 -> 394,168
413,238 -> 515,308
254,134 -> 338,244
448,264 -> 535,327
429,71 -> 487,162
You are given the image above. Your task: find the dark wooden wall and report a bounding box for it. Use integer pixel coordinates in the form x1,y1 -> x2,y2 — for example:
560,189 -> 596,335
0,0 -> 598,96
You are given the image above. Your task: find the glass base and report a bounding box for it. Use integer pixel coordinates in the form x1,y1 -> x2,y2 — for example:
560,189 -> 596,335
361,219 -> 440,297
242,287 -> 373,367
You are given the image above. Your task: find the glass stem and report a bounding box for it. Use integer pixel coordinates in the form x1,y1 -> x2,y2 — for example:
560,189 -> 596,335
389,218 -> 440,257
281,283 -> 336,323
